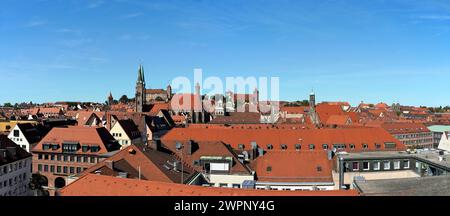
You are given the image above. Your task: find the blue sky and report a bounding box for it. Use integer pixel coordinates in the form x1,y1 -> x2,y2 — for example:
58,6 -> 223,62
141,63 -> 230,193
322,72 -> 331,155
0,0 -> 449,106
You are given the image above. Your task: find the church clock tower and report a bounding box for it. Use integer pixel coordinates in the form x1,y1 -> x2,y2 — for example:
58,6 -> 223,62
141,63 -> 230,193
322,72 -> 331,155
135,64 -> 146,112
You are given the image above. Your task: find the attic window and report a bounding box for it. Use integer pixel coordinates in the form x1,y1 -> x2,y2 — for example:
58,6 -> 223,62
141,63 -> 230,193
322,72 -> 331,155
280,144 -> 288,150
51,144 -> 60,150
375,143 -> 381,149
349,144 -> 355,149
266,166 -> 272,172
42,144 -> 51,151
384,142 -> 396,149
90,145 -> 100,153
317,166 -> 322,172
81,145 -> 90,153
295,144 -> 301,151
238,144 -> 245,150
267,144 -> 273,150
362,143 -> 368,149
322,144 -> 329,150
309,144 -> 315,150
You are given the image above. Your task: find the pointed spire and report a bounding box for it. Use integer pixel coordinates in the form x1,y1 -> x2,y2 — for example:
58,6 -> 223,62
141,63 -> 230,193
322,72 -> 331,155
137,64 -> 143,83
141,64 -> 145,84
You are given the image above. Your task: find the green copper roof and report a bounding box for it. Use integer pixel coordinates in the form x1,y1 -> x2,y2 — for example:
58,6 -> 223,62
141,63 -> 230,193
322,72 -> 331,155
428,125 -> 450,133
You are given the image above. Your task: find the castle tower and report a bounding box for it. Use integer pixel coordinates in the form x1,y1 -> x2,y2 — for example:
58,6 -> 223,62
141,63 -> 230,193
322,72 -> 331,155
135,64 -> 146,113
108,91 -> 114,106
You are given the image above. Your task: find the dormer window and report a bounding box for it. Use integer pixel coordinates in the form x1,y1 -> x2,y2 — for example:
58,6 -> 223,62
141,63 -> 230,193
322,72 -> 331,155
349,144 -> 355,150
42,144 -> 51,150
375,143 -> 381,149
90,145 -> 100,153
295,144 -> 301,151
309,144 -> 315,150
267,144 -> 273,150
51,144 -> 60,150
322,144 -> 329,150
362,143 -> 368,149
281,144 -> 288,150
81,145 -> 89,153
266,166 -> 272,172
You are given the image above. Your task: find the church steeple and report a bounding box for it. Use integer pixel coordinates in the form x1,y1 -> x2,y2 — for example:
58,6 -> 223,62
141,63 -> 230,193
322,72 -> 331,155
135,64 -> 146,113
137,64 -> 145,84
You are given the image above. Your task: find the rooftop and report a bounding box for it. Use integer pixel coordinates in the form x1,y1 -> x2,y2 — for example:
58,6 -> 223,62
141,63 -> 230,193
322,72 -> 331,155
60,174 -> 358,196
354,175 -> 450,196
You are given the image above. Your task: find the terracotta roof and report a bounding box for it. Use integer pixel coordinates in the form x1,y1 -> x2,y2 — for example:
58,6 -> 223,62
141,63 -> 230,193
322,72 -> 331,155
60,174 -> 358,196
162,127 -> 406,152
32,127 -> 120,155
210,112 -> 261,124
315,104 -> 345,124
326,115 -> 352,126
146,89 -> 167,94
81,144 -> 196,183
0,135 -> 32,166
251,151 -> 333,183
149,103 -> 169,115
280,106 -> 309,114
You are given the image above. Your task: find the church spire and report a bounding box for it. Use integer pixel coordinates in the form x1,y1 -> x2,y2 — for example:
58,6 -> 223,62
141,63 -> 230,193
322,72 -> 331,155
137,64 -> 145,84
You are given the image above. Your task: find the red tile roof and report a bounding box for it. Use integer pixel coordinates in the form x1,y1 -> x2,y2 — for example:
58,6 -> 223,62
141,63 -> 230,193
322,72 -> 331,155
315,104 -> 345,124
32,127 -> 120,155
60,174 -> 358,196
379,122 -> 430,134
251,151 -> 333,183
161,127 -> 406,152
326,115 -> 352,126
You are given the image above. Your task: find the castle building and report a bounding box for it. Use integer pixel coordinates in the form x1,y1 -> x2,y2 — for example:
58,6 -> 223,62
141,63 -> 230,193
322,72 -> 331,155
135,65 -> 172,112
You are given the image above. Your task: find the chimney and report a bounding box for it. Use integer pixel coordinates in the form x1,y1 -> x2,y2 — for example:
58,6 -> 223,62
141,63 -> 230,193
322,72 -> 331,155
6,147 -> 16,157
187,140 -> 197,155
105,160 -> 114,170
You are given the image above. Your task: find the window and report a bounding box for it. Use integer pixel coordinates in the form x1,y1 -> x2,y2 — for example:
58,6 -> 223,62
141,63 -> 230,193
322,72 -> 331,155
373,162 -> 380,171
295,144 -> 301,151
349,144 -> 355,150
69,167 -> 75,174
393,161 -> 400,170
63,155 -> 68,162
90,145 -> 100,153
76,156 -> 81,163
322,144 -> 328,150
38,154 -> 42,160
90,157 -> 96,163
383,161 -> 390,170
384,142 -> 396,149
57,166 -> 61,173
333,144 -> 346,150
266,166 -> 272,172
57,155 -> 61,161
50,154 -> 55,161
13,130 -> 19,137
51,144 -> 59,150
62,142 -> 80,153
352,162 -> 359,171
317,166 -> 322,172
42,144 -> 51,150
82,145 -> 89,152
76,167 -> 82,173
281,144 -> 287,150
50,165 -> 55,173
232,184 -> 240,188
63,166 -> 68,174
44,154 -> 49,160
404,160 -> 410,169
37,164 -> 42,172
238,144 -> 245,150
309,144 -> 315,150
363,162 -> 370,171
375,143 -> 381,149
44,165 -> 48,172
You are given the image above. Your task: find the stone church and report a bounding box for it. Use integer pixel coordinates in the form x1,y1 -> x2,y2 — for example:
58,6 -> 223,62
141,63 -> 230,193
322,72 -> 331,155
135,64 -> 172,112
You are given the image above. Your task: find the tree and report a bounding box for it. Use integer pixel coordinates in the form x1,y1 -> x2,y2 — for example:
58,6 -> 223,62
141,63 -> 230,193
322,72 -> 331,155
155,96 -> 164,101
119,95 -> 129,104
29,173 -> 49,196
3,102 -> 12,107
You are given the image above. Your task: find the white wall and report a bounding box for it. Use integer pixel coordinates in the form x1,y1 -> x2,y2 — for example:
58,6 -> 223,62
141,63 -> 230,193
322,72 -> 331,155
208,173 -> 254,188
0,157 -> 32,196
7,125 -> 31,152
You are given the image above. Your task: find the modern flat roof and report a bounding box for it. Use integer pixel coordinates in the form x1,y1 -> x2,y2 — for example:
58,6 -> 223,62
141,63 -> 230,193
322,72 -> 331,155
428,125 -> 450,133
338,150 -> 450,170
354,175 -> 450,196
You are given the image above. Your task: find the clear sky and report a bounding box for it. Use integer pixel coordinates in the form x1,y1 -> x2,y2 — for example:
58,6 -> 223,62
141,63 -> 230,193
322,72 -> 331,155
1,0 -> 449,106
